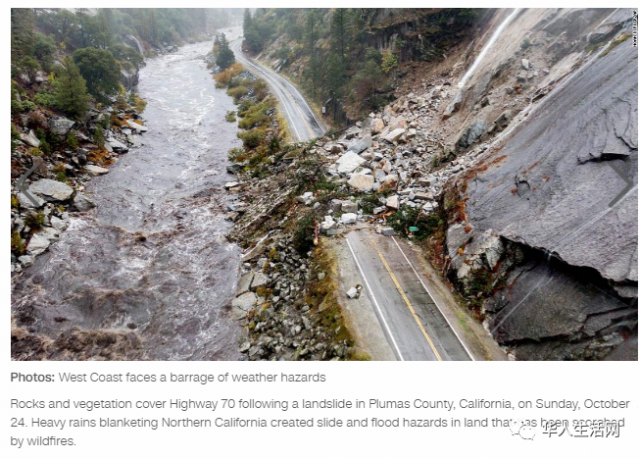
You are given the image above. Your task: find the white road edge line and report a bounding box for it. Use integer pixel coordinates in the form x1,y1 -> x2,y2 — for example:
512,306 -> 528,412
346,238 -> 405,361
391,236 -> 476,361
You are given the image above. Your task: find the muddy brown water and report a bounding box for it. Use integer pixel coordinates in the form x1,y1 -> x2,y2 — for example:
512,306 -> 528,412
12,42 -> 244,360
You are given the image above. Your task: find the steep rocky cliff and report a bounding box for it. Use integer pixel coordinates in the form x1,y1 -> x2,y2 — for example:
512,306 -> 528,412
437,9 -> 638,359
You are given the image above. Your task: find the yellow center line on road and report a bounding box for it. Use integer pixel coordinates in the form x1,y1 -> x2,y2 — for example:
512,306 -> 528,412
376,248 -> 443,361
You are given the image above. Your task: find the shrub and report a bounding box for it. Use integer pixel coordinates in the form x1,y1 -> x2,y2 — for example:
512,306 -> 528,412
66,133 -> 79,150
227,85 -> 249,101
388,206 -> 443,240
225,110 -> 236,122
73,47 -> 120,98
237,129 -> 266,149
27,147 -> 42,156
27,110 -> 47,129
292,213 -> 316,255
34,90 -> 57,108
214,62 -> 243,88
11,231 -> 25,255
94,125 -> 105,147
11,124 -> 20,152
11,195 -> 19,209
25,211 -> 45,229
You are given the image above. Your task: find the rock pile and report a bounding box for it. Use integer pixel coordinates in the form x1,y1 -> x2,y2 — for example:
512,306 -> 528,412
11,107 -> 147,274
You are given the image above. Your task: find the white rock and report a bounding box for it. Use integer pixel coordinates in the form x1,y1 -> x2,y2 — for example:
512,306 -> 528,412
85,165 -> 109,175
250,272 -> 268,291
320,216 -> 336,233
346,287 -> 359,299
371,118 -> 385,134
27,232 -> 51,255
50,216 -> 69,232
29,179 -> 74,201
386,195 -> 399,210
297,192 -> 314,205
20,130 -> 40,148
384,128 -> 406,143
126,119 -> 148,133
341,213 -> 357,224
336,151 -> 366,175
348,173 -> 375,192
108,138 -> 129,152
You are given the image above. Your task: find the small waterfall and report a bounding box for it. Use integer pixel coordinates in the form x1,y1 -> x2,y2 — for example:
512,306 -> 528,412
458,8 -> 522,88
128,34 -> 145,56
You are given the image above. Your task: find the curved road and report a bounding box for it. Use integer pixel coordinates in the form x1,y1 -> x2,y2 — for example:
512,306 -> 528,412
230,39 -> 326,142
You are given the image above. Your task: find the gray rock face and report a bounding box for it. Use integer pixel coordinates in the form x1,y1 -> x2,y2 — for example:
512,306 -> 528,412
461,43 -> 638,359
73,192 -> 96,212
250,272 -> 268,291
231,292 -> 258,319
347,135 -> 372,154
29,179 -> 74,201
456,120 -> 487,150
49,116 -> 75,136
17,191 -> 44,209
443,90 -> 463,119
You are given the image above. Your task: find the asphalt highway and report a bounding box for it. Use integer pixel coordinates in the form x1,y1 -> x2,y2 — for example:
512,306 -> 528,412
346,230 -> 474,361
230,39 -> 326,142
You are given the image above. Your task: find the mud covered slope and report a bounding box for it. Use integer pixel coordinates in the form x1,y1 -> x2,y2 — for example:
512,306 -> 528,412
460,42 -> 637,359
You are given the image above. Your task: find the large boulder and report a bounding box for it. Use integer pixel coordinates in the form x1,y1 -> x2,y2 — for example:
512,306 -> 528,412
126,119 -> 148,133
85,165 -> 109,176
383,128 -> 406,143
49,116 -> 75,136
456,120 -> 487,150
29,179 -> 74,201
336,151 -> 366,175
347,135 -> 372,154
348,172 -> 375,192
443,90 -> 463,118
230,292 -> 257,319
73,192 -> 96,212
17,191 -> 44,209
371,118 -> 385,134
20,130 -> 40,148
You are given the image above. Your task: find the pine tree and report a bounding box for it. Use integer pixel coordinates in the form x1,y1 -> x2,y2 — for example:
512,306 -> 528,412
243,9 -> 252,37
304,11 -> 321,95
11,9 -> 36,61
215,33 -> 235,70
53,57 -> 89,119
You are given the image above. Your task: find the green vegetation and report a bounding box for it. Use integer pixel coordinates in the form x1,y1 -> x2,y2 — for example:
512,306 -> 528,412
25,211 -> 45,229
388,205 -> 443,240
73,47 -> 121,99
242,8 -> 482,122
11,231 -> 25,256
599,33 -> 631,58
213,33 -> 235,70
52,57 -> 90,119
225,110 -> 236,122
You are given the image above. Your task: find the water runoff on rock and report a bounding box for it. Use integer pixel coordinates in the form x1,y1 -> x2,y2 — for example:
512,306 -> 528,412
12,42 -> 244,361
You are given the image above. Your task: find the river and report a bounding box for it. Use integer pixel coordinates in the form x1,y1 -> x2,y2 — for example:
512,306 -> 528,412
12,42 -> 244,361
